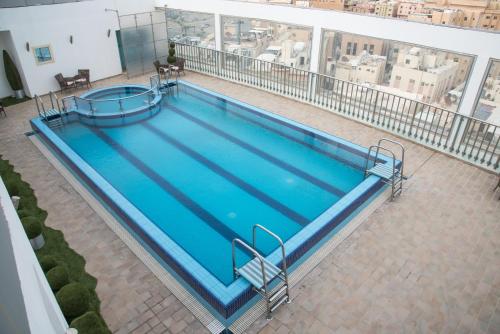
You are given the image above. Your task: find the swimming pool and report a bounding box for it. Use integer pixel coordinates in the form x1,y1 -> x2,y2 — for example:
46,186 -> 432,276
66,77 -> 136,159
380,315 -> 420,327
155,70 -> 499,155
32,81 -> 389,323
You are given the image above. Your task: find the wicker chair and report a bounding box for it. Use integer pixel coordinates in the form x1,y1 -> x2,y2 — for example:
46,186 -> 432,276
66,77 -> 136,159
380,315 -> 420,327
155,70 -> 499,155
153,60 -> 169,75
54,73 -> 75,93
174,58 -> 185,76
76,69 -> 91,88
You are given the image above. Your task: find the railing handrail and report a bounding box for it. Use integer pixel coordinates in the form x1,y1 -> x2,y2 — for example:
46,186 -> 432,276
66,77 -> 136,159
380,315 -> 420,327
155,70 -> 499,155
174,42 -> 500,129
72,85 -> 157,104
252,224 -> 288,282
175,42 -> 499,171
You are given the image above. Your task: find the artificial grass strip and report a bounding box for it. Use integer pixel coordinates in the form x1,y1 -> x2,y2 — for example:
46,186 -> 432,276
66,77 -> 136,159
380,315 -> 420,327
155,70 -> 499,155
0,156 -> 110,333
0,96 -> 31,107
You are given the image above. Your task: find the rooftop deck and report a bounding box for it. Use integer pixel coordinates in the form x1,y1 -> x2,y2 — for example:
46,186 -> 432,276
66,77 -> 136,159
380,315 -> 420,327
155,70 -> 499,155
1,71 -> 499,334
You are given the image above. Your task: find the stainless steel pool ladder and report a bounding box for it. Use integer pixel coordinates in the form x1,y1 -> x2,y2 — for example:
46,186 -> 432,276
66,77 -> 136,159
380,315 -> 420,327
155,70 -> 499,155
364,138 -> 405,201
232,224 -> 290,320
35,91 -> 65,128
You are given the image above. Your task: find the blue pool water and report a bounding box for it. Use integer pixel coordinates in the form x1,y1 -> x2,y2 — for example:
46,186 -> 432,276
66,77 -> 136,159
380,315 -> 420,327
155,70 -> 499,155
52,84 -> 364,285
33,81 -> 387,320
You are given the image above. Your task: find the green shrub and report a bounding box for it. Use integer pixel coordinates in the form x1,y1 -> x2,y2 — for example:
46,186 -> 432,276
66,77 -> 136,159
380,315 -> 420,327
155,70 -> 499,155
46,266 -> 69,292
56,283 -> 90,319
21,216 -> 42,239
4,179 -> 19,196
39,255 -> 58,272
16,208 -> 33,218
1,156 -> 108,331
70,311 -> 108,334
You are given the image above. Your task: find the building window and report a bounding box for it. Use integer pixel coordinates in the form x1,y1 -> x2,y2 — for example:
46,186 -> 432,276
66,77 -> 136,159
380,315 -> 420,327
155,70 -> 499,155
369,44 -> 374,55
405,59 -> 411,65
33,45 -> 54,65
346,42 -> 352,55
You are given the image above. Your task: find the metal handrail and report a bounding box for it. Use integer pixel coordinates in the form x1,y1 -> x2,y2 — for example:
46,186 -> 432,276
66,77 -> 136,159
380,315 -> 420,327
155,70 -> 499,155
49,91 -> 61,113
61,74 -> 161,114
378,138 -> 405,178
34,95 -> 46,117
364,145 -> 397,178
72,85 -> 157,103
252,224 -> 288,277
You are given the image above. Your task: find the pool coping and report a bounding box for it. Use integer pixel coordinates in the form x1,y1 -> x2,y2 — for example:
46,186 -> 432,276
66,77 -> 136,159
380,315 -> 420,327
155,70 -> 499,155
70,84 -> 162,120
30,82 -> 394,323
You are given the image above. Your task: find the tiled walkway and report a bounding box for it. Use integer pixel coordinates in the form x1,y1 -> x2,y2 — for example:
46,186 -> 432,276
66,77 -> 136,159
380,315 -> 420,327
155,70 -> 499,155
0,72 -> 499,334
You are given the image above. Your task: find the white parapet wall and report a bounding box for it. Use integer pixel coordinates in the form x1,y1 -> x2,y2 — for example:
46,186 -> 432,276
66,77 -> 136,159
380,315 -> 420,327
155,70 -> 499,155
0,0 -> 155,98
0,177 -> 68,334
158,0 -> 500,116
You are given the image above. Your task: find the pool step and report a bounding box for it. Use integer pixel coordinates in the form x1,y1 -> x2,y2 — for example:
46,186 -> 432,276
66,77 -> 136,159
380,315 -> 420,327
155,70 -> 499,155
237,257 -> 282,289
364,138 -> 405,201
232,224 -> 290,320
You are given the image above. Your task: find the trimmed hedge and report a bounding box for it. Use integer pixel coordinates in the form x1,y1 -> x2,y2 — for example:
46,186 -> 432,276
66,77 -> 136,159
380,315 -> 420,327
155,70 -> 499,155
21,216 -> 42,239
39,255 -> 58,272
70,312 -> 108,334
46,265 -> 70,292
56,283 -> 90,319
0,156 -> 110,334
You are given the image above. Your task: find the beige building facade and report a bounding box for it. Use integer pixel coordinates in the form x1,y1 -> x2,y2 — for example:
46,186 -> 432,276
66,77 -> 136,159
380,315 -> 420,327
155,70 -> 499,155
389,47 -> 459,103
374,1 -> 400,16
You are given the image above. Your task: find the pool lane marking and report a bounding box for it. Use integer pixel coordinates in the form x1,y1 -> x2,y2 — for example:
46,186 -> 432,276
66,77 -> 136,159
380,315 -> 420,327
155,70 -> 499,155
182,90 -> 364,171
89,127 -> 243,243
167,104 -> 346,198
142,122 -> 309,226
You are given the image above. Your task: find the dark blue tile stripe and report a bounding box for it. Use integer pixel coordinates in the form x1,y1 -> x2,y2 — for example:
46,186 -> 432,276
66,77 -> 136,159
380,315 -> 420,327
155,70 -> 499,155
183,90 -> 365,171
184,84 -> 374,159
168,104 -> 346,198
31,122 -> 229,318
142,122 -> 310,226
89,127 -> 242,244
32,118 -> 386,321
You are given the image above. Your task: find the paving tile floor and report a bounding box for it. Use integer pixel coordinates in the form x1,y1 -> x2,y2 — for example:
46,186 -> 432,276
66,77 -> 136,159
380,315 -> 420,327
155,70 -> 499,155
0,72 -> 498,334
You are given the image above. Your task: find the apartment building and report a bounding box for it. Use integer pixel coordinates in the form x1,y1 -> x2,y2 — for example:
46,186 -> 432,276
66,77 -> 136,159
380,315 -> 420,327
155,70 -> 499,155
389,47 -> 458,102
335,52 -> 387,83
397,0 -> 426,17
374,1 -> 400,16
351,0 -> 377,13
308,0 -> 346,10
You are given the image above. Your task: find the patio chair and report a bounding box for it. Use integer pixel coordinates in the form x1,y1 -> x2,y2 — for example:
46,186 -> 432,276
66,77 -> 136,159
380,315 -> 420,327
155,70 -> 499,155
0,102 -> 6,117
174,58 -> 185,76
54,73 -> 75,93
76,69 -> 91,88
153,60 -> 169,75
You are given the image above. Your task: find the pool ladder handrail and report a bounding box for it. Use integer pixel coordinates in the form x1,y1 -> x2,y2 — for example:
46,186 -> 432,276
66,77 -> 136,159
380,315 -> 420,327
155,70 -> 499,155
364,138 -> 405,200
35,91 -> 65,128
232,224 -> 290,320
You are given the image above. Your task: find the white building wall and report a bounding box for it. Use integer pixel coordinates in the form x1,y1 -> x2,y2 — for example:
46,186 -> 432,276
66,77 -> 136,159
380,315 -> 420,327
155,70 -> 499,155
159,0 -> 500,116
0,0 -> 154,97
0,177 -> 68,334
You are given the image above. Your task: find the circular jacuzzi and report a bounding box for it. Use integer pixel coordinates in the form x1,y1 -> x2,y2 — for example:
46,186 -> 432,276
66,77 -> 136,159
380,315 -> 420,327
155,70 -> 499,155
63,84 -> 162,127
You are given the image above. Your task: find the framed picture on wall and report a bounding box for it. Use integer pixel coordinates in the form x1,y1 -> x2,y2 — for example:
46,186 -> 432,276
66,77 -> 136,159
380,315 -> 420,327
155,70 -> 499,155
33,45 -> 54,65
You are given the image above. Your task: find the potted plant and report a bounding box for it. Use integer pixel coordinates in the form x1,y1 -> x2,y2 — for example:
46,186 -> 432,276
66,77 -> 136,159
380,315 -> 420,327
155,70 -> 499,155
3,50 -> 25,99
167,42 -> 177,66
21,216 -> 44,250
